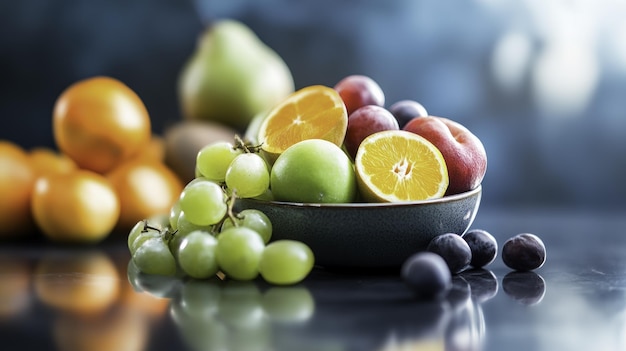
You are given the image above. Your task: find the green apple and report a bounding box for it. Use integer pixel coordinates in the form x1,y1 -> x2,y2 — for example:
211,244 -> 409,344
270,139 -> 357,203
178,20 -> 294,131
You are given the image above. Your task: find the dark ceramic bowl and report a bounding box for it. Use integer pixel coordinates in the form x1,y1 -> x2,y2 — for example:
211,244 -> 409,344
235,186 -> 482,269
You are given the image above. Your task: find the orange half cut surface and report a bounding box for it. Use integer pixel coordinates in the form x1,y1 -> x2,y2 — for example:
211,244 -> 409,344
257,85 -> 348,157
355,130 -> 449,202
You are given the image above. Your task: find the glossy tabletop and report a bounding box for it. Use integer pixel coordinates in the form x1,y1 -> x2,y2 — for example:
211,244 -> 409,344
2,208 -> 626,351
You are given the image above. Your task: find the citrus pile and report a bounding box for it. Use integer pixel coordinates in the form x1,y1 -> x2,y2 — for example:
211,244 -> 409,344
0,76 -> 183,243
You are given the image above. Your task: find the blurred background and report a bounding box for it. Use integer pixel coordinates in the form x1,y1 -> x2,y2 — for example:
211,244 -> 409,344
2,0 -> 626,211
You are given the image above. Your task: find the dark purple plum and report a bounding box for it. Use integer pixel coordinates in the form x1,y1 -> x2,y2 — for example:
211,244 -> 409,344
502,233 -> 546,271
388,99 -> 428,128
462,229 -> 498,268
401,251 -> 452,299
427,233 -> 471,274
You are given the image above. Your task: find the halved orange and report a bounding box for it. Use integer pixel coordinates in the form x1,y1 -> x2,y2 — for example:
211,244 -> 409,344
355,130 -> 449,202
257,85 -> 348,158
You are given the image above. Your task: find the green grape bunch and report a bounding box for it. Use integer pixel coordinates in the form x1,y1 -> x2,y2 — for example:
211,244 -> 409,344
127,136 -> 315,286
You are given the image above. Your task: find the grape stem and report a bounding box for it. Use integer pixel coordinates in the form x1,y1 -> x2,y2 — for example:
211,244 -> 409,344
234,134 -> 263,154
225,190 -> 241,227
213,189 -> 242,232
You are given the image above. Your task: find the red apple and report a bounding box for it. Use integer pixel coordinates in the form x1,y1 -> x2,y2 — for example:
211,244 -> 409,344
403,116 -> 487,195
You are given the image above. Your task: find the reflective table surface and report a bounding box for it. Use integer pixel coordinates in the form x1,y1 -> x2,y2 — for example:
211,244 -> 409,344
2,208 -> 626,351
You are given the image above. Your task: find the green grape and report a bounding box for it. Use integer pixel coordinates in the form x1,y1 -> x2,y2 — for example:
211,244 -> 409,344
196,141 -> 242,182
133,236 -> 177,276
225,153 -> 270,198
176,211 -> 213,236
221,209 -> 272,244
168,230 -> 188,260
128,219 -> 165,254
179,180 -> 227,226
130,228 -> 162,255
169,200 -> 181,230
147,213 -> 170,230
128,220 -> 146,252
216,227 -> 265,281
259,240 -> 315,285
178,230 -> 219,279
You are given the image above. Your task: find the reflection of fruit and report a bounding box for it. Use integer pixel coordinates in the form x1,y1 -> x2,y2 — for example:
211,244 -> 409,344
178,20 -> 294,131
344,105 -> 399,159
53,76 -> 151,174
261,286 -> 315,323
31,170 -> 120,242
270,139 -> 357,203
34,251 -> 120,315
106,159 -> 183,231
0,258 -> 31,319
403,116 -> 487,195
333,75 -> 385,116
53,308 -> 148,351
0,141 -> 36,238
355,130 -> 449,202
257,85 -> 348,160
163,120 -> 237,184
176,279 -> 221,321
218,281 -> 265,328
115,256 -> 169,319
29,147 -> 77,177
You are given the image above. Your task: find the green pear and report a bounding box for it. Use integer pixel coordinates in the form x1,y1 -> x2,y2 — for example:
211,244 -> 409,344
178,20 -> 294,131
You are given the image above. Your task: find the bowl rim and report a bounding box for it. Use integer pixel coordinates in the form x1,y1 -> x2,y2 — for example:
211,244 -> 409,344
239,185 -> 482,209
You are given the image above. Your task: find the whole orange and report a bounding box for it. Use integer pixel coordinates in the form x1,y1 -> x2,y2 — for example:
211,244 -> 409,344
29,147 -> 77,177
53,76 -> 151,174
31,170 -> 120,243
0,140 -> 36,238
133,134 -> 166,163
106,160 -> 183,231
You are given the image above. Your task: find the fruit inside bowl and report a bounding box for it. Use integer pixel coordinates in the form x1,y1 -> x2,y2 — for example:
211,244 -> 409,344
235,186 -> 482,268
124,74 -> 488,282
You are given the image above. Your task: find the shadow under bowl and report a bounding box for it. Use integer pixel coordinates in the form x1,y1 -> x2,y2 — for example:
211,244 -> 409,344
235,186 -> 482,269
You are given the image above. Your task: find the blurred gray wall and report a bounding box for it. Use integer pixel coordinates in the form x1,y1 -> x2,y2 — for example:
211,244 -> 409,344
2,0 -> 626,211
